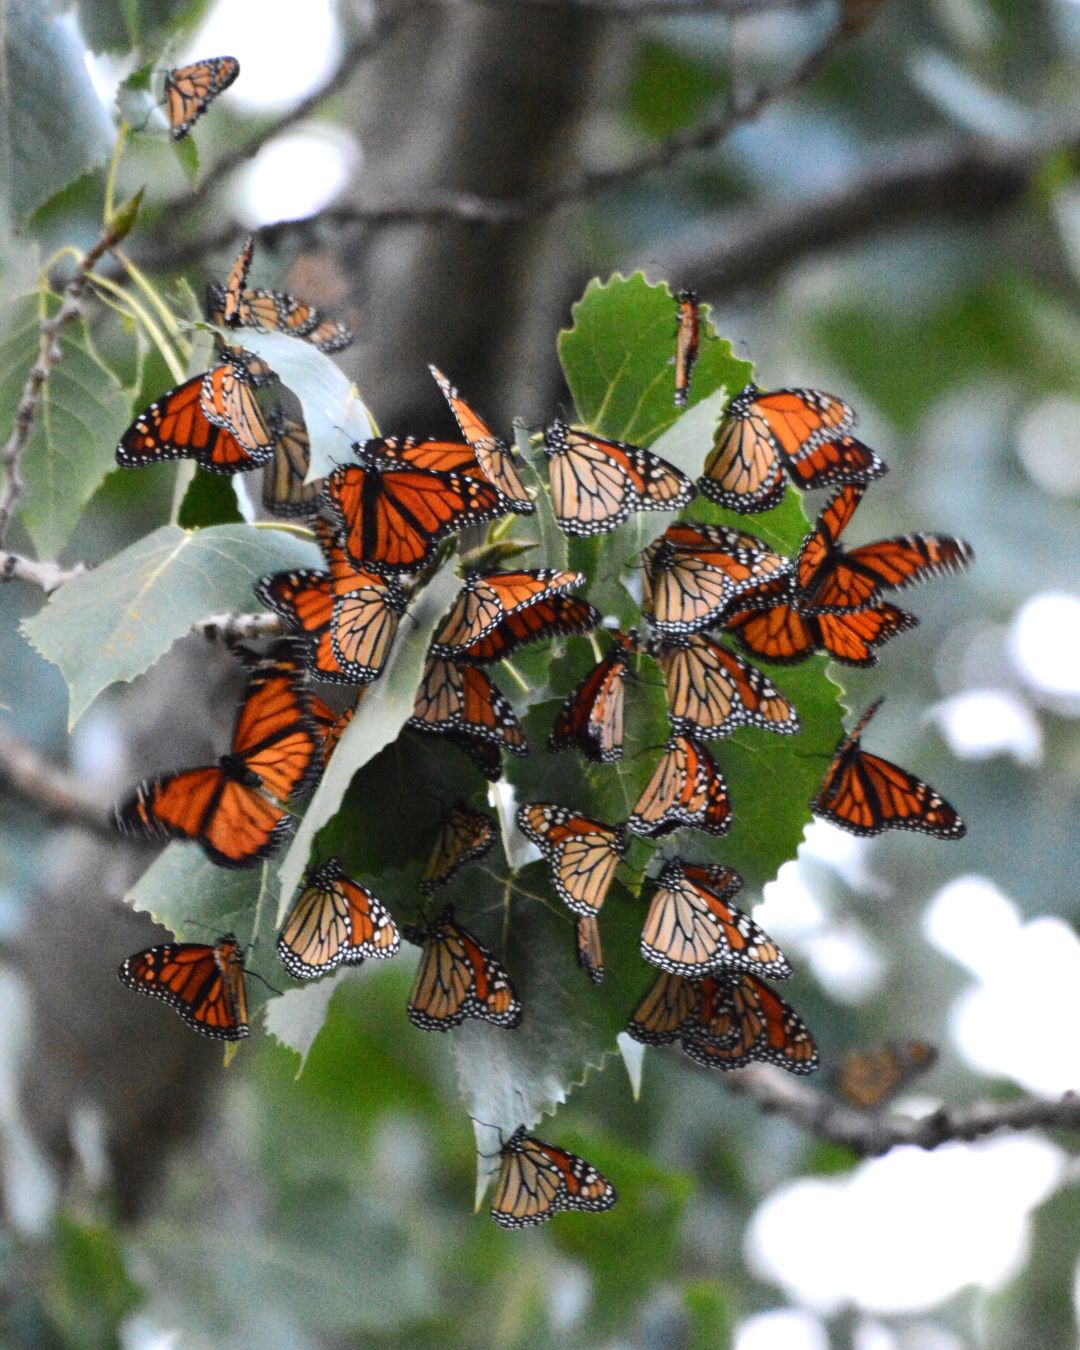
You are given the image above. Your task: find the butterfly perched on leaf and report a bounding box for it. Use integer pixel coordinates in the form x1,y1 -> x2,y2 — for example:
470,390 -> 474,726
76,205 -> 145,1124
408,657 -> 527,777
199,348 -> 275,456
833,1040 -> 938,1110
262,411 -> 323,518
641,521 -> 791,638
725,583 -> 918,667
402,905 -> 522,1031
794,483 -> 973,615
628,969 -> 818,1074
674,289 -> 700,408
450,594 -> 600,665
325,442 -> 508,575
118,933 -> 249,1040
516,803 -> 626,917
812,699 -> 965,838
420,801 -> 497,893
112,643 -> 318,867
277,859 -> 399,979
698,383 -> 883,513
628,734 -> 732,838
429,364 -> 534,512
576,916 -> 604,985
489,1126 -> 617,1227
430,570 -> 585,658
164,56 -> 239,140
255,518 -> 409,685
639,859 -> 789,979
652,632 -> 801,740
116,371 -> 273,474
549,629 -> 636,763
543,420 -> 695,536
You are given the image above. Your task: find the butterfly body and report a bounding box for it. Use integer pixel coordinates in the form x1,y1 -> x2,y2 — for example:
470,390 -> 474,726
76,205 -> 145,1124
118,934 -> 249,1039
674,290 -> 700,408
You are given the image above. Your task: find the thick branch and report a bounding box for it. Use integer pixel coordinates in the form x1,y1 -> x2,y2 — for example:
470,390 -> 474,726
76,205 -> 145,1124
193,612 -> 284,642
0,725 -> 117,840
727,1065 -> 1080,1156
645,128 -> 1077,290
0,551 -> 88,594
144,18 -> 848,266
0,225 -> 121,547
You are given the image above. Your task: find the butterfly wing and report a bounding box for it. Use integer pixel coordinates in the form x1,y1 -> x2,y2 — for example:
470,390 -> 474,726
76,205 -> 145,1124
431,569 -> 583,656
835,1041 -> 938,1110
262,412 -> 322,517
697,385 -> 787,513
116,374 -> 263,474
628,735 -> 732,838
549,640 -> 630,763
516,804 -> 625,917
118,935 -> 249,1039
814,744 -> 965,838
405,908 -> 521,1030
785,434 -> 887,491
627,970 -> 699,1045
682,973 -> 818,1074
657,634 -> 800,739
456,596 -> 599,664
576,916 -> 604,985
420,803 -> 497,893
230,646 -> 320,801
491,1128 -> 616,1227
674,290 -> 700,408
200,354 -> 274,456
164,56 -> 240,140
429,365 -> 534,512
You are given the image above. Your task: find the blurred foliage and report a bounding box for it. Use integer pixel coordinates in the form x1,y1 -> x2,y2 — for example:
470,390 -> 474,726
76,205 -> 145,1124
1,0 -> 1079,1347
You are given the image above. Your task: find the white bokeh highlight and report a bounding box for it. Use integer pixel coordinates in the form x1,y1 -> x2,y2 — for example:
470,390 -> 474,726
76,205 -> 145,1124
735,1309 -> 829,1350
747,1135 -> 1065,1314
931,688 -> 1042,765
1008,593 -> 1080,701
237,128 -> 357,226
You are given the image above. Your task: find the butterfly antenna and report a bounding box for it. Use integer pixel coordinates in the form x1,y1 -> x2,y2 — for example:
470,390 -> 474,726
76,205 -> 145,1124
245,968 -> 284,997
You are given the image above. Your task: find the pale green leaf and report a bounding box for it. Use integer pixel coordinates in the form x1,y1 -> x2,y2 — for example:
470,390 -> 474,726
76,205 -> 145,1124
263,970 -> 350,1072
21,522 -> 319,727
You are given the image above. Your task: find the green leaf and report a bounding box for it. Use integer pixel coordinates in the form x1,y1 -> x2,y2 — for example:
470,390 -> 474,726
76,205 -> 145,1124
263,971 -> 350,1071
274,559 -> 464,922
46,1214 -> 141,1350
176,467 -> 245,527
21,522 -> 319,728
628,38 -> 726,140
0,293 -> 134,559
557,271 -> 753,447
208,326 -> 376,483
0,6 -> 115,224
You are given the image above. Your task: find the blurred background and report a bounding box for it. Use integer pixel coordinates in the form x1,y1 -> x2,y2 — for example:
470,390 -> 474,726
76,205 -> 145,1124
2,0 -> 1080,1344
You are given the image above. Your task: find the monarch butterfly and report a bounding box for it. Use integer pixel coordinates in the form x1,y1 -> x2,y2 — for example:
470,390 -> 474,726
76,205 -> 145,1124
833,1040 -> 938,1110
277,858 -> 399,979
641,522 -> 791,638
356,436 -> 493,479
812,699 -> 965,838
429,365 -> 534,513
164,56 -> 240,140
118,933 -> 249,1040
549,629 -> 636,763
207,278 -> 354,353
653,632 -> 800,740
516,803 -> 626,918
640,858 -> 790,979
543,420 -> 695,537
310,695 -> 360,768
116,373 -> 272,474
420,801 -> 497,893
325,448 -> 508,575
199,349 -> 275,455
628,735 -> 732,838
255,521 -> 409,685
401,904 -> 522,1030
408,657 -> 527,774
454,595 -> 600,665
112,644 -> 318,867
490,1126 -> 617,1227
674,290 -> 700,408
725,588 -> 918,667
430,570 -> 584,657
262,411 -> 323,517
218,236 -> 254,325
699,385 -> 879,513
628,970 -> 818,1074
576,915 -> 604,985
795,483 -> 973,615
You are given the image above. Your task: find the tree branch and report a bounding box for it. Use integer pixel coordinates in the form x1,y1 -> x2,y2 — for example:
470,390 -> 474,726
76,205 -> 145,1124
0,552 -> 89,594
726,1065 -> 1080,1156
0,225 -> 122,547
192,612 -> 285,642
0,725 -> 118,840
641,127 -> 1079,290
143,17 -> 849,266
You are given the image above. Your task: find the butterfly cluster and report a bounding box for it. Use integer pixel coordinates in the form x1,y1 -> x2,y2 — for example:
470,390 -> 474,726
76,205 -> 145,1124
110,270 -> 970,1227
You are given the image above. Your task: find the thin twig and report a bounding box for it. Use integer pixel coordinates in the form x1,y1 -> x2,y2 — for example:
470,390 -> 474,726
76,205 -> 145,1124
0,724 -> 118,840
144,19 -> 849,266
0,225 -> 122,547
0,552 -> 89,594
725,1065 -> 1080,1156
